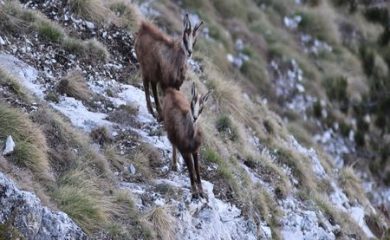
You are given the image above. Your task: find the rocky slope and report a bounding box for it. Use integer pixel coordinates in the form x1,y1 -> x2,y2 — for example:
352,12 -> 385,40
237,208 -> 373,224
0,0 -> 389,239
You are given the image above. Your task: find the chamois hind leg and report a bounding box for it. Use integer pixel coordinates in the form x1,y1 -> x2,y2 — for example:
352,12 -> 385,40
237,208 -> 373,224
183,153 -> 198,199
193,151 -> 205,199
151,81 -> 163,122
143,77 -> 155,118
171,144 -> 178,171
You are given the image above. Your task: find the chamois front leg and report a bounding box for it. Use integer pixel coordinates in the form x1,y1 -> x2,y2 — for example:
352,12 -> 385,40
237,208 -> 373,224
193,151 -> 205,199
171,145 -> 178,171
151,81 -> 163,122
183,153 -> 198,199
143,77 -> 155,118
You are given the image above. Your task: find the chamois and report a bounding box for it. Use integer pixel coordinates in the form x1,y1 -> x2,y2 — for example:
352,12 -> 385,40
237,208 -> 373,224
162,83 -> 211,198
135,14 -> 203,121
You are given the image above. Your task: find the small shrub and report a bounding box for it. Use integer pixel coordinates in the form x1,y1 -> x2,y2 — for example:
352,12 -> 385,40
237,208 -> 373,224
202,147 -> 223,165
354,130 -> 365,146
90,126 -> 112,146
324,76 -> 349,112
263,119 -> 274,135
312,100 -> 322,118
359,46 -> 388,78
45,91 -> 60,103
216,115 -> 238,141
356,117 -> 369,133
324,76 -> 348,102
339,121 -> 351,137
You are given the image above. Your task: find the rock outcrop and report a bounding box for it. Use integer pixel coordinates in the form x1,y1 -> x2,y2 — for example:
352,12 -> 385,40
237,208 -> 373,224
0,172 -> 87,240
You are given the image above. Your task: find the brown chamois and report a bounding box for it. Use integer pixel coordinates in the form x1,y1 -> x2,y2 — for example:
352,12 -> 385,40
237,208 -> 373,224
162,82 -> 211,199
135,14 -> 203,121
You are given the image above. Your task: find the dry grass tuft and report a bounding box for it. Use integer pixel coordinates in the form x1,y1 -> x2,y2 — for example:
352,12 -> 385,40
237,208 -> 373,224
275,145 -> 317,191
253,188 -> 282,239
0,103 -> 51,180
90,126 -> 112,146
35,18 -> 65,43
0,1 -> 36,33
57,70 -> 93,102
144,207 -> 175,240
0,68 -> 30,101
205,64 -> 246,117
53,168 -> 114,233
339,166 -> 368,205
63,37 -> 110,62
84,39 -> 110,62
313,192 -> 367,238
110,0 -> 142,31
68,0 -> 110,23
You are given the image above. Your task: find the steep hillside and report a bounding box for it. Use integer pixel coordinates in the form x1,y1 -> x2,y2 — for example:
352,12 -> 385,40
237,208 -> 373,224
0,0 -> 389,239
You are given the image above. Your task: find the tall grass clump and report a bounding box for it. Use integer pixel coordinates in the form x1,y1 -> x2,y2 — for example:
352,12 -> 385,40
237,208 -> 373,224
0,103 -> 50,180
68,0 -> 110,23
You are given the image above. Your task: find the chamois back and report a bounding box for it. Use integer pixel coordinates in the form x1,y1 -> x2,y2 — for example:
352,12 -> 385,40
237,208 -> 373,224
137,21 -> 174,46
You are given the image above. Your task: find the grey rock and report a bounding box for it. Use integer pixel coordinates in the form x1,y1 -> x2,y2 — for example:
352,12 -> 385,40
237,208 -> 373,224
128,164 -> 136,175
0,172 -> 88,240
0,36 -> 6,45
2,136 -> 15,156
85,21 -> 95,30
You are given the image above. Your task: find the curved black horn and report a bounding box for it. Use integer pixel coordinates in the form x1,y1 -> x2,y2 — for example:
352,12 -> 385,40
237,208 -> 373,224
194,21 -> 204,32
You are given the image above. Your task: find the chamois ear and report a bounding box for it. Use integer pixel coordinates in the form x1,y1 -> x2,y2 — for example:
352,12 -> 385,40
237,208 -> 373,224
202,91 -> 211,103
183,13 -> 191,31
191,82 -> 196,98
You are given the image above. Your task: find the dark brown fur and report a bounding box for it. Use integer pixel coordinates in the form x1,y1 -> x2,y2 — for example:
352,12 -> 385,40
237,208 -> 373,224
162,88 -> 204,198
135,21 -> 187,120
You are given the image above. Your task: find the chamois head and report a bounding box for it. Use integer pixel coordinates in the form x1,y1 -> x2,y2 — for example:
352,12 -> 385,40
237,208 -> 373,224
182,13 -> 204,57
190,82 -> 211,123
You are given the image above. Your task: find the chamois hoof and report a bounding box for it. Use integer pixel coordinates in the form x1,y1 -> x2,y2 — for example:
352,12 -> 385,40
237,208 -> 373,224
191,193 -> 201,201
199,191 -> 207,200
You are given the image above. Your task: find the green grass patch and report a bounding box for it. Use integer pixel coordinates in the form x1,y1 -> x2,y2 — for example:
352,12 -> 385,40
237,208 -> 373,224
52,169 -> 113,233
0,103 -> 50,180
36,20 -> 64,43
216,115 -> 239,141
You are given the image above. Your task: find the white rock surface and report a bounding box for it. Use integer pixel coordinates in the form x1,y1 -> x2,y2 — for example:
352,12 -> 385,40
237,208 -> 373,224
0,54 -> 43,98
2,135 -> 15,156
0,172 -> 87,239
